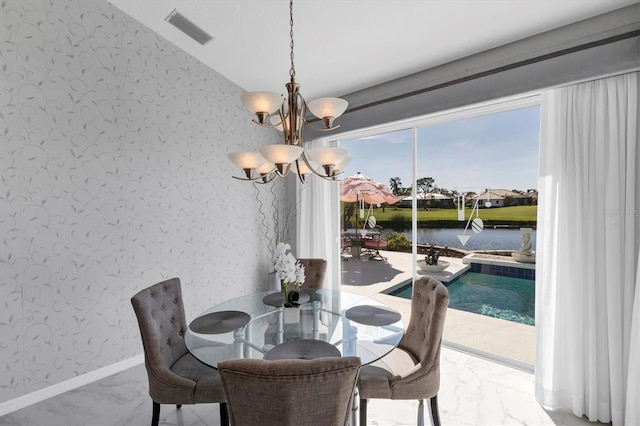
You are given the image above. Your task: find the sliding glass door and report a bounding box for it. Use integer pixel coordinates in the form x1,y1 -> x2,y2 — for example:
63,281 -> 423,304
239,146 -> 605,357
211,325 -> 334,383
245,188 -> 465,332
339,129 -> 413,291
333,95 -> 541,365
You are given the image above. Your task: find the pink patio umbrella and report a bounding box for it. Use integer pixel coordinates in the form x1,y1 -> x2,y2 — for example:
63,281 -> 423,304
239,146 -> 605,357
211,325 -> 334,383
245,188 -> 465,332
340,172 -> 401,229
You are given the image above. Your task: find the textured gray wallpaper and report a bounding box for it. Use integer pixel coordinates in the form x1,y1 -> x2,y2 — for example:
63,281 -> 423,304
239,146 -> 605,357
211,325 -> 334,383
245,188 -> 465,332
0,0 -> 283,403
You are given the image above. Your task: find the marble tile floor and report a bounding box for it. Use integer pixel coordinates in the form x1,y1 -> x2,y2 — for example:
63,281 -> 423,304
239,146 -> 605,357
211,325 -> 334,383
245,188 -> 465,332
1,346 -> 596,426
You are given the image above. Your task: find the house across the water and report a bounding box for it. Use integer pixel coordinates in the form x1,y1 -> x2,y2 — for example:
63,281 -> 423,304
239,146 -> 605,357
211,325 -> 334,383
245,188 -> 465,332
473,189 -> 536,208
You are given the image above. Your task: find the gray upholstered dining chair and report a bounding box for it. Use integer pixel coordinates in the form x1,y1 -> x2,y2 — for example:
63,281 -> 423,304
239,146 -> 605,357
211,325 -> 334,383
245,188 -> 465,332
297,258 -> 327,289
219,357 -> 361,426
297,258 -> 329,339
131,277 -> 228,426
358,275 -> 449,426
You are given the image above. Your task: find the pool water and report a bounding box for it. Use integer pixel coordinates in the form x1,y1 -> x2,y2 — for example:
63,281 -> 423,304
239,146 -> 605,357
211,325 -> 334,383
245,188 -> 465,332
391,272 -> 535,325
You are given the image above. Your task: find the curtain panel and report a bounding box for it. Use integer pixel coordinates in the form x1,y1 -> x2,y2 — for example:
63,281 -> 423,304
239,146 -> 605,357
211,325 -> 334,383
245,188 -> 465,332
536,72 -> 639,425
296,138 -> 341,291
627,249 -> 640,424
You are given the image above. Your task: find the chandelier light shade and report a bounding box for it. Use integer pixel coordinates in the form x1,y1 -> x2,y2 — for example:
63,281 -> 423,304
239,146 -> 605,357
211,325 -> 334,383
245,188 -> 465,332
269,114 -> 288,132
255,160 -> 277,183
306,147 -> 349,177
307,98 -> 349,129
229,0 -> 349,184
256,161 -> 275,174
292,158 -> 319,176
306,147 -> 348,165
333,155 -> 352,175
240,92 -> 283,124
228,151 -> 266,179
258,144 -> 304,168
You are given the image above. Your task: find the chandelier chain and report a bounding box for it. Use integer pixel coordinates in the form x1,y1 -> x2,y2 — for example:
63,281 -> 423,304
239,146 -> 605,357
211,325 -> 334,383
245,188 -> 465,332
289,0 -> 295,81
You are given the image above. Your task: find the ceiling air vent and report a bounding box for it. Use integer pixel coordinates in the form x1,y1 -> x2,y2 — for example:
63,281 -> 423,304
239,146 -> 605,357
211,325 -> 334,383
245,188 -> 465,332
165,9 -> 213,46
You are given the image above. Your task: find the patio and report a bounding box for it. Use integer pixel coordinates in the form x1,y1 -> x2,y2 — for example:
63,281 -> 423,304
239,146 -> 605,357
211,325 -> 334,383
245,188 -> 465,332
341,250 -> 536,368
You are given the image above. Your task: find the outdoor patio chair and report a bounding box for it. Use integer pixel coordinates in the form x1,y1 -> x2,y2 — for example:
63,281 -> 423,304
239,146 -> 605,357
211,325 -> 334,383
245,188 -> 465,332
341,238 -> 352,260
362,228 -> 388,261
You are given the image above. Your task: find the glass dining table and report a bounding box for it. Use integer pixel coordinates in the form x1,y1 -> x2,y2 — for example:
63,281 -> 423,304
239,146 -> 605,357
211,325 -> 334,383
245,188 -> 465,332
185,289 -> 404,368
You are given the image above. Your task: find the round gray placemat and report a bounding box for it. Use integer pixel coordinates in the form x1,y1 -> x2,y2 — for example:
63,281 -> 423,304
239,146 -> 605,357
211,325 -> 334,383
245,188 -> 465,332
189,311 -> 251,334
262,291 -> 310,307
345,305 -> 402,326
264,339 -> 340,360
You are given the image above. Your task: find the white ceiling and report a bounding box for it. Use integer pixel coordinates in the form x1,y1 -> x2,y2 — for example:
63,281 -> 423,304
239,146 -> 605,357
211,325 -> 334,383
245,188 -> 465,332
107,0 -> 637,100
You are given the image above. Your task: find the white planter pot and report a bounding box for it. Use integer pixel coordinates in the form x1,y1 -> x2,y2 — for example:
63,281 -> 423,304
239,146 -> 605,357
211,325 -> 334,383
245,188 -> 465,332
284,306 -> 300,324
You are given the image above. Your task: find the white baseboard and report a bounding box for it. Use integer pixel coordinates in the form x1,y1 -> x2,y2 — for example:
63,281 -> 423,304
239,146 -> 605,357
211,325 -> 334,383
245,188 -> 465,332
0,354 -> 144,417
442,340 -> 534,373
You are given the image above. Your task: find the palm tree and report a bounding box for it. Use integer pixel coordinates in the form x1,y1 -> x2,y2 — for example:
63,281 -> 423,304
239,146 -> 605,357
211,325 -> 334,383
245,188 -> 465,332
389,177 -> 402,195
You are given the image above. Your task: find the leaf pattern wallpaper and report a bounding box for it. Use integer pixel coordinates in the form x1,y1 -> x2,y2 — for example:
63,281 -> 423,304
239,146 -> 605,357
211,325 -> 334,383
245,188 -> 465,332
0,0 -> 285,403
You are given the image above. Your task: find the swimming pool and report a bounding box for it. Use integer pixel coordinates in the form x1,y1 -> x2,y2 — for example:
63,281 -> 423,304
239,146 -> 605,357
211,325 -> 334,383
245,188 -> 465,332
389,272 -> 535,325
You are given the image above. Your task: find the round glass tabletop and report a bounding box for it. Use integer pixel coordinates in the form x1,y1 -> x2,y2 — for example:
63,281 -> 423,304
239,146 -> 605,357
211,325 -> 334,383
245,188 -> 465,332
185,289 -> 404,368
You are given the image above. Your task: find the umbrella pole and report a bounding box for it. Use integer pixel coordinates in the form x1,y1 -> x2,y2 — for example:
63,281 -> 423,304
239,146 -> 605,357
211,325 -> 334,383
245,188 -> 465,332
355,194 -> 359,230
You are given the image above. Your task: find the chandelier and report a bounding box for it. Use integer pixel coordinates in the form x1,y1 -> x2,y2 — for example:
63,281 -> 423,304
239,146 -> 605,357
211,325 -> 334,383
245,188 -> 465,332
228,0 -> 351,184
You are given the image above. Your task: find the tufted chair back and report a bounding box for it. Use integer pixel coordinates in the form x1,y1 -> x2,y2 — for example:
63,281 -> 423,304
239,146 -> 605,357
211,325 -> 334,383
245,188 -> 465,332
220,357 -> 361,426
357,275 -> 449,426
395,275 -> 449,395
131,278 -> 228,426
131,278 -> 189,397
297,258 -> 327,289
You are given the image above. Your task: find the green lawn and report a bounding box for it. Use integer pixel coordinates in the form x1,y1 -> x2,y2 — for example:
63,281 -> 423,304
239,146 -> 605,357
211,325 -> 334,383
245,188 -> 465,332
342,205 -> 537,227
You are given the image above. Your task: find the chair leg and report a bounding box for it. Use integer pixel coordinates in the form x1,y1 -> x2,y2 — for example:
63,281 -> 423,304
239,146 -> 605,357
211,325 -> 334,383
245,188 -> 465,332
359,398 -> 367,426
220,402 -> 229,426
430,395 -> 441,426
417,399 -> 425,426
151,401 -> 160,426
372,249 -> 384,261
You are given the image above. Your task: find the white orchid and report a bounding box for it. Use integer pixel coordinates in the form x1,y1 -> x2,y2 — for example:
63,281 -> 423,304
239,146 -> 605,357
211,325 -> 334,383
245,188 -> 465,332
273,242 -> 305,290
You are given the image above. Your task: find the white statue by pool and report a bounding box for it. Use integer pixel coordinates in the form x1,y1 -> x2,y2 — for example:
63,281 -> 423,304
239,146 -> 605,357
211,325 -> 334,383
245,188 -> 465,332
512,227 -> 536,263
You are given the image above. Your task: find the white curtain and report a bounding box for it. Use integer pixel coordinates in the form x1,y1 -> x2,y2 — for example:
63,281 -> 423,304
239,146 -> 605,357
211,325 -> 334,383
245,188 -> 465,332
296,138 -> 341,290
536,72 -> 639,425
627,249 -> 640,424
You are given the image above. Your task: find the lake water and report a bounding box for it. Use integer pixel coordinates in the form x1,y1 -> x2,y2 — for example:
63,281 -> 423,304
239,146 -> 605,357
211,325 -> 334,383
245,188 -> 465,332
403,227 -> 536,251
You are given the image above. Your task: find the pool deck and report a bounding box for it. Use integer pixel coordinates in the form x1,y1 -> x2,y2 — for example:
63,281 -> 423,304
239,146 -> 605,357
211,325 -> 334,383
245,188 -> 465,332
341,250 -> 536,369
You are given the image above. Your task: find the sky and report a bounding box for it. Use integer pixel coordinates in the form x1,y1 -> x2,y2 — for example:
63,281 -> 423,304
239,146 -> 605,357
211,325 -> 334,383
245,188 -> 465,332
339,105 -> 541,194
